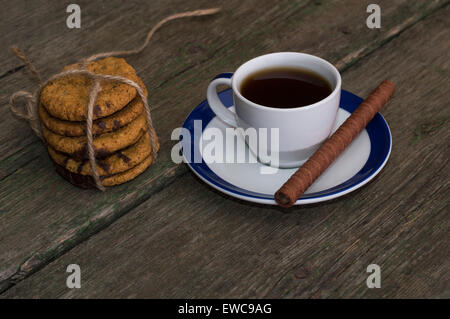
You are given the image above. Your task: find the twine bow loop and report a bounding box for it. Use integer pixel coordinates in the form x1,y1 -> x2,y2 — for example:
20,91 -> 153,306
9,90 -> 42,138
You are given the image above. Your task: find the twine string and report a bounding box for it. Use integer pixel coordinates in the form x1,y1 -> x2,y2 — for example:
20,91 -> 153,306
8,8 -> 220,190
86,78 -> 104,191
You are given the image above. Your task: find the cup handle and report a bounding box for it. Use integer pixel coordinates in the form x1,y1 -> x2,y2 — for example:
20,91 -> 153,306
207,73 -> 238,127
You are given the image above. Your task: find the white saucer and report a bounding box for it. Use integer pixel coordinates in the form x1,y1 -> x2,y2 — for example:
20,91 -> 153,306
182,83 -> 391,205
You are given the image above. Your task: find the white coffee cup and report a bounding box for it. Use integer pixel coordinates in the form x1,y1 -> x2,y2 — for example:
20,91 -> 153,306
207,52 -> 341,168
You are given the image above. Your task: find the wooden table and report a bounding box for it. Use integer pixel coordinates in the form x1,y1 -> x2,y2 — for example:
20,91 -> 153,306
0,0 -> 448,298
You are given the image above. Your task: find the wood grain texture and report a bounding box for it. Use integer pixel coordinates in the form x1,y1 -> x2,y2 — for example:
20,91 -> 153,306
2,3 -> 448,298
1,0 -> 448,295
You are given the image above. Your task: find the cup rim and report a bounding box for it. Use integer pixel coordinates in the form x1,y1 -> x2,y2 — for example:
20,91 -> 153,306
231,52 -> 342,112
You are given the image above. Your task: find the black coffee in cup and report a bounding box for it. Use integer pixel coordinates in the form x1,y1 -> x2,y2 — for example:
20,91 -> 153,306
240,67 -> 332,108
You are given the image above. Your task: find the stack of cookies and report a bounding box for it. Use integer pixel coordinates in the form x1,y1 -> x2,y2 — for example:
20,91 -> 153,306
39,57 -> 159,188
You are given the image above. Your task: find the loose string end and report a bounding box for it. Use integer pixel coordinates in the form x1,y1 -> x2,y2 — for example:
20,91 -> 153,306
190,7 -> 221,15
9,46 -> 42,84
86,7 -> 222,62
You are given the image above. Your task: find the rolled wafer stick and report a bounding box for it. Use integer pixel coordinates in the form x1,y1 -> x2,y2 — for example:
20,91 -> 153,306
275,80 -> 395,208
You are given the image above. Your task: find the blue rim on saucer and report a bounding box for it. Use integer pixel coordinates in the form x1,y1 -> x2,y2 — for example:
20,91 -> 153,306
182,73 -> 391,205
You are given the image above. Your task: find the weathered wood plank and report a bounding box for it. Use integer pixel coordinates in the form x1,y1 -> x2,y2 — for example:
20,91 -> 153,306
2,3 -> 448,298
0,0 -> 447,293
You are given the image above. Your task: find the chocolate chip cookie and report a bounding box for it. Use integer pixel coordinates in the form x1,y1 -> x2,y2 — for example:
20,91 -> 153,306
39,77 -> 147,137
43,112 -> 148,160
54,155 -> 154,188
40,57 -> 141,121
48,130 -> 158,176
